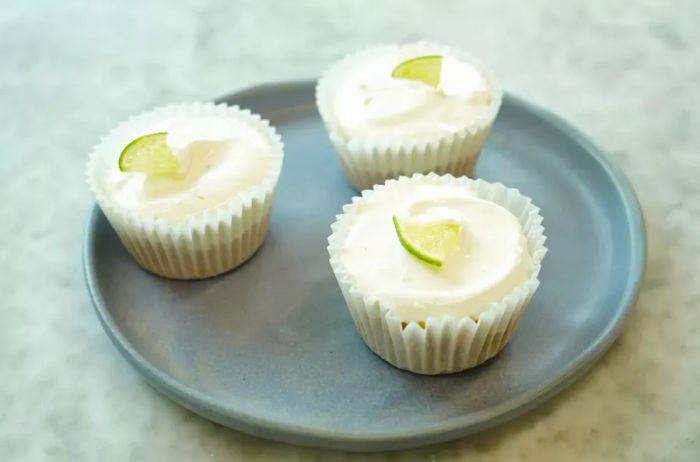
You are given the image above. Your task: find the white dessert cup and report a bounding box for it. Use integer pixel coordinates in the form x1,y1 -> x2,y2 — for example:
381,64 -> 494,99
327,173 -> 547,375
316,42 -> 503,191
86,102 -> 284,280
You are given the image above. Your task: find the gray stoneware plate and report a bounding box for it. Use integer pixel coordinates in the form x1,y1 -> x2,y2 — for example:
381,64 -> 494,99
83,81 -> 645,452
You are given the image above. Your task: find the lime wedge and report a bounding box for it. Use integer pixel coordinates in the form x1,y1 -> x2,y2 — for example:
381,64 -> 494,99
391,55 -> 443,88
118,132 -> 182,179
392,215 -> 460,267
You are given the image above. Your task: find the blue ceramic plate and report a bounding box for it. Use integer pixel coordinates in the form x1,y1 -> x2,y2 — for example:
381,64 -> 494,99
83,81 -> 645,452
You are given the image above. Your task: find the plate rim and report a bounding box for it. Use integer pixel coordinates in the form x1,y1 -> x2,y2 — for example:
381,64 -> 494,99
83,80 -> 646,452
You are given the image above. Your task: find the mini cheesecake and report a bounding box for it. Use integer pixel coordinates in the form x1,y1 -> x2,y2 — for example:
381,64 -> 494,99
86,103 -> 284,279
316,42 -> 502,190
328,173 -> 546,374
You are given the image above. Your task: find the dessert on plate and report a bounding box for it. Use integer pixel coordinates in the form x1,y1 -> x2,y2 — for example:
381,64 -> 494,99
86,102 -> 284,280
316,42 -> 502,191
327,173 -> 546,374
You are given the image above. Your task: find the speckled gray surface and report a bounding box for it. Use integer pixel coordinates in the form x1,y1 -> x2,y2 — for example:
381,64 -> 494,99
1,0 -> 699,460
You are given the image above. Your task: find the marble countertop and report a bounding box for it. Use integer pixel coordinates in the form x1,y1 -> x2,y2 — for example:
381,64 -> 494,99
2,0 -> 699,460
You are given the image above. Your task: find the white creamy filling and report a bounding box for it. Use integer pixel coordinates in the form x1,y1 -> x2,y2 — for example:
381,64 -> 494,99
339,185 -> 532,321
103,117 -> 273,223
331,46 -> 493,140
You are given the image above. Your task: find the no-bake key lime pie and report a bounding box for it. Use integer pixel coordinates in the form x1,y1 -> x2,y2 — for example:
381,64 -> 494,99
316,42 -> 502,191
86,103 -> 284,279
328,173 -> 547,374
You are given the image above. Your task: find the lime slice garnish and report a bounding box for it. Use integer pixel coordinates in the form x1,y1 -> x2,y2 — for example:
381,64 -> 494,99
392,215 -> 460,268
391,55 -> 443,88
118,132 -> 182,179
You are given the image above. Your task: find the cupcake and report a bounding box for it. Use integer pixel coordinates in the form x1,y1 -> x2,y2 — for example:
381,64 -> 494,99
86,103 -> 284,280
316,42 -> 502,191
327,173 -> 546,374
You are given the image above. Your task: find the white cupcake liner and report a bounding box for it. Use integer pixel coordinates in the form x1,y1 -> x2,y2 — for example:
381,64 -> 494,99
316,41 -> 503,191
327,173 -> 547,374
86,102 -> 284,280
